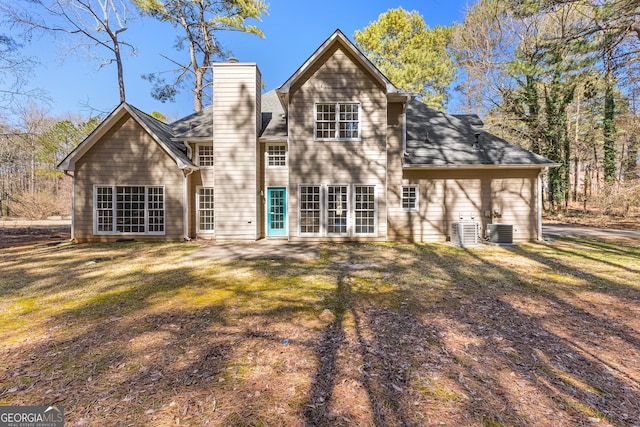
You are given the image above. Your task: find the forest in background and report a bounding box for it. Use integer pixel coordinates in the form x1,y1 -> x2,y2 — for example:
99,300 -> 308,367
0,0 -> 638,219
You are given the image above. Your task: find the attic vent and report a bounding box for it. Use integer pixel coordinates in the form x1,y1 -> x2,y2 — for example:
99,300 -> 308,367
450,222 -> 479,246
487,224 -> 513,244
228,57 -> 239,63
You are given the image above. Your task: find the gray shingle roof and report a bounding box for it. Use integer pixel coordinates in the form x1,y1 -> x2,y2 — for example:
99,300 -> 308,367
405,101 -> 555,167
168,90 -> 286,140
171,105 -> 214,139
260,90 -> 287,138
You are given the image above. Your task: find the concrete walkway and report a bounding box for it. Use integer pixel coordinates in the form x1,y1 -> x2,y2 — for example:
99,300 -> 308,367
187,240 -> 321,260
543,223 -> 640,241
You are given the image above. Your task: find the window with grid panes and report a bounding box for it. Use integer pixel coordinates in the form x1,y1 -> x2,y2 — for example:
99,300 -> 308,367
267,144 -> 287,167
354,185 -> 376,235
299,185 -> 321,235
197,187 -> 215,232
96,187 -> 113,232
401,185 -> 418,211
147,186 -> 165,232
327,185 -> 348,235
197,144 -> 214,167
315,103 -> 359,140
94,186 -> 164,234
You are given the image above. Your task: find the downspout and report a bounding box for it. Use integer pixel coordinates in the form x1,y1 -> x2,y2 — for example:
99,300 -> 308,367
64,171 -> 75,241
183,168 -> 195,241
537,169 -> 543,241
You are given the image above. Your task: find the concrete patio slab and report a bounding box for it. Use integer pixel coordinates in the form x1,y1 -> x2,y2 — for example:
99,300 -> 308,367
186,240 -> 321,260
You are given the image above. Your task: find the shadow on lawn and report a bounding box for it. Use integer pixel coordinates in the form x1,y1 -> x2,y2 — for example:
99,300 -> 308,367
302,240 -> 640,426
2,239 -> 639,426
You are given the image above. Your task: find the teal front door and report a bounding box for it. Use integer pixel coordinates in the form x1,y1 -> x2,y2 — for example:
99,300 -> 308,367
267,187 -> 287,236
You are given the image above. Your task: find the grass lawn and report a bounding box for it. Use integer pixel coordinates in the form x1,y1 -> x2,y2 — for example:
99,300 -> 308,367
1,238 -> 639,426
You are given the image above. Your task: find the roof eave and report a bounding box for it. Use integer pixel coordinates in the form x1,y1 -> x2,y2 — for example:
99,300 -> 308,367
258,136 -> 288,143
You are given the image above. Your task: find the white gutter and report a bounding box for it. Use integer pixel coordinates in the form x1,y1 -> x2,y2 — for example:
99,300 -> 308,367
65,171 -> 75,241
403,163 -> 562,170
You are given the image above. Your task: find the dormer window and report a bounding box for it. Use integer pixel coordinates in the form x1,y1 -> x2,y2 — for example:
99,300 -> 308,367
197,143 -> 214,167
315,102 -> 360,141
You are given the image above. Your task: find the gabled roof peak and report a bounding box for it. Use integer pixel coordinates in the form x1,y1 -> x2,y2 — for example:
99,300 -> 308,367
276,29 -> 399,100
58,102 -> 196,172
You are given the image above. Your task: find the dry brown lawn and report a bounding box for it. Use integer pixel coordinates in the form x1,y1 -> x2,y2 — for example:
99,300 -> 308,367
1,236 -> 639,426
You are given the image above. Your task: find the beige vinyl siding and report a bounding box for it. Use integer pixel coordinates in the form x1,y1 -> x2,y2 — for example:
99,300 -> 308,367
387,169 -> 539,242
213,63 -> 261,240
288,45 -> 387,241
73,114 -> 185,242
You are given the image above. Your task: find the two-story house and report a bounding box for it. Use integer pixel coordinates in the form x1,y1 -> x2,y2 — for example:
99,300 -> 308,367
59,30 -> 557,244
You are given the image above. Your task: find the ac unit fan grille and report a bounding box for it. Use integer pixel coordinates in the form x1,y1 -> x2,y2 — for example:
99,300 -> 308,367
487,224 -> 513,244
451,222 -> 479,246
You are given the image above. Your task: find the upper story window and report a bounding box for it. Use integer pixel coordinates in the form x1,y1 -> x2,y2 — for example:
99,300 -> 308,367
197,144 -> 214,167
315,102 -> 360,141
401,185 -> 418,211
267,144 -> 287,167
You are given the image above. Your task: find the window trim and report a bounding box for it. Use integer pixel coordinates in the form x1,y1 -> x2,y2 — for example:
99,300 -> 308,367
401,184 -> 419,212
196,186 -> 215,234
352,184 -> 377,237
93,185 -> 165,236
298,184 -> 323,237
326,184 -> 350,237
266,143 -> 287,168
314,102 -> 361,142
195,143 -> 214,168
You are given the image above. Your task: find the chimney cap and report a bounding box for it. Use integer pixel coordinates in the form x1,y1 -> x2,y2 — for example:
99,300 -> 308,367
228,57 -> 239,63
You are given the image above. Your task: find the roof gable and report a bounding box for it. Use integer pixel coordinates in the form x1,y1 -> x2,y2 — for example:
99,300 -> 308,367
58,103 -> 196,172
276,29 -> 402,107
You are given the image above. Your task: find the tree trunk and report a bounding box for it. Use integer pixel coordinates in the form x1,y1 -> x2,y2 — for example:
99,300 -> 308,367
603,47 -> 616,182
573,156 -> 579,203
572,92 -> 581,202
114,36 -> 126,103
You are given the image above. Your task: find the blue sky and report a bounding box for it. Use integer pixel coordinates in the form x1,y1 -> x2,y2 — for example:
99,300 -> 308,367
13,0 -> 470,122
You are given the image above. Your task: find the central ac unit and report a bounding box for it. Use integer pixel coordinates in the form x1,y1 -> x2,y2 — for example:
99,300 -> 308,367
487,223 -> 513,244
450,222 -> 479,246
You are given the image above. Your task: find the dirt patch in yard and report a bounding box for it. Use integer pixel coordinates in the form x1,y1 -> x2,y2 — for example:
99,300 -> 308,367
1,239 -> 639,426
0,222 -> 70,249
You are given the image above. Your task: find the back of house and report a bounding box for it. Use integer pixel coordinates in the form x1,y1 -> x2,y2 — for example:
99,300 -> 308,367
59,30 -> 557,244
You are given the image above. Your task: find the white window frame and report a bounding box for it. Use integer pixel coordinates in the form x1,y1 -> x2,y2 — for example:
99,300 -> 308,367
93,185 -> 165,235
266,143 -> 287,168
196,186 -> 215,234
353,184 -> 377,236
314,102 -> 360,141
298,184 -> 323,237
401,185 -> 419,211
196,143 -> 214,167
95,186 -> 114,233
326,184 -> 349,236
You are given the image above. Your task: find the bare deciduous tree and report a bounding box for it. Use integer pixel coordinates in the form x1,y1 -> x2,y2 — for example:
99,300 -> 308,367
1,0 -> 136,103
